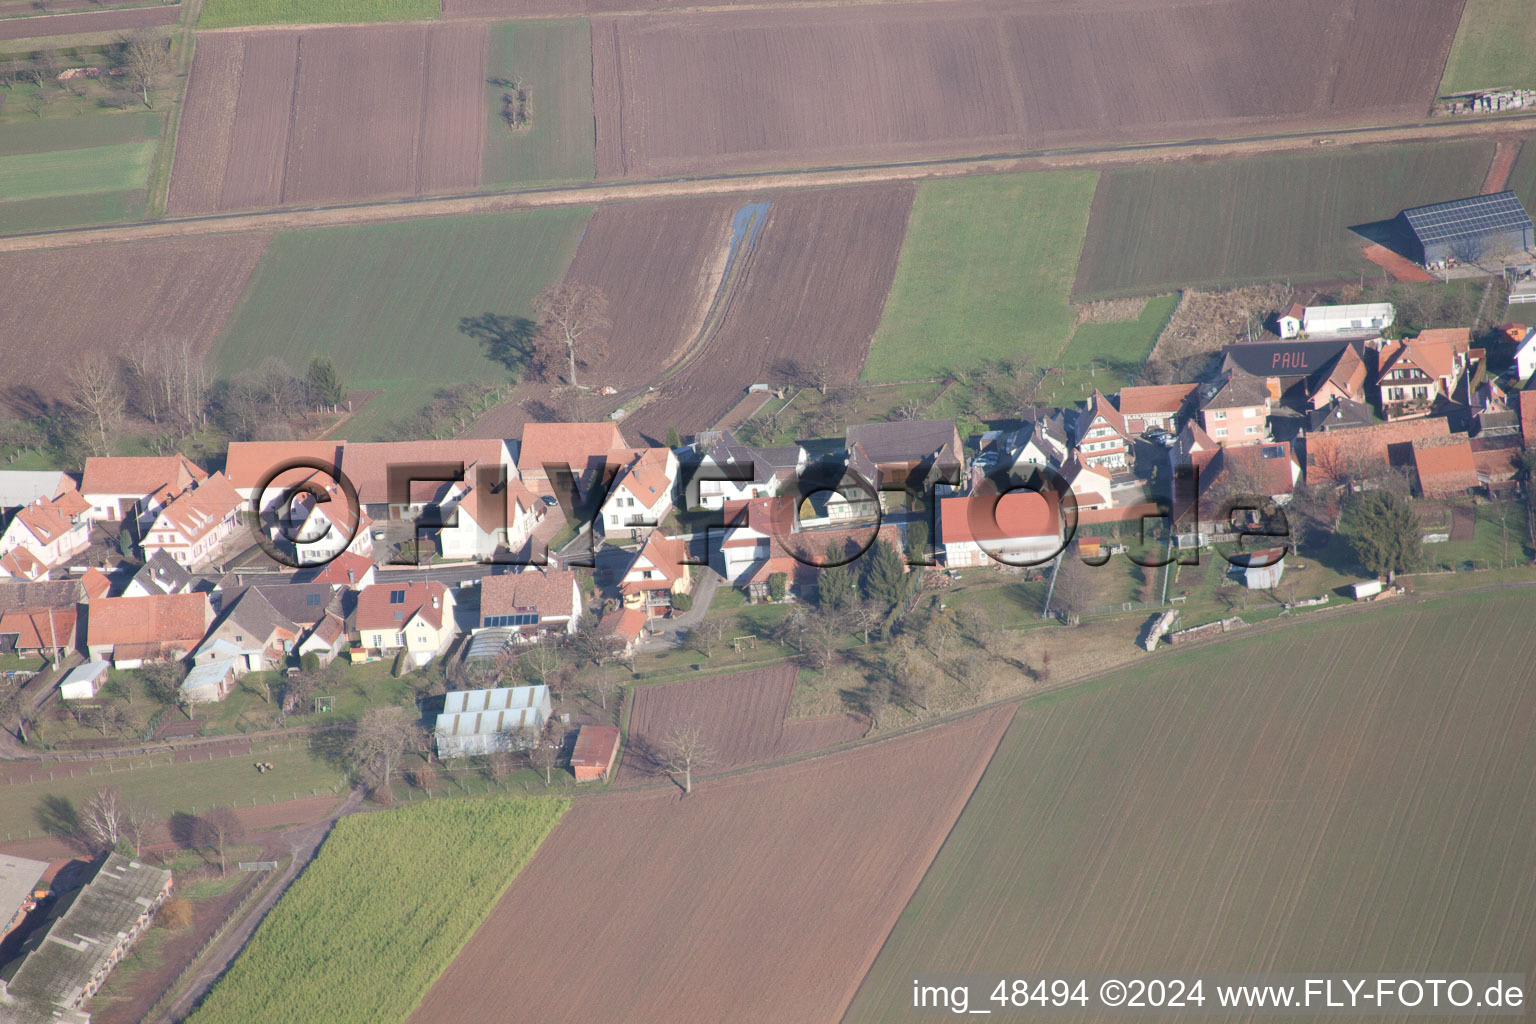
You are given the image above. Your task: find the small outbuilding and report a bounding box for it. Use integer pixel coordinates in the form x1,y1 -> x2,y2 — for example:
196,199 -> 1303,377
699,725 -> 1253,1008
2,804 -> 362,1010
181,659 -> 238,704
1230,547 -> 1286,590
58,661 -> 110,701
570,725 -> 621,783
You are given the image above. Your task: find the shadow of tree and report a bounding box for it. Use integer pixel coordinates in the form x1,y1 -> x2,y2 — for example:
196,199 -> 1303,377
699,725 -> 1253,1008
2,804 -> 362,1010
34,794 -> 90,853
459,313 -> 537,376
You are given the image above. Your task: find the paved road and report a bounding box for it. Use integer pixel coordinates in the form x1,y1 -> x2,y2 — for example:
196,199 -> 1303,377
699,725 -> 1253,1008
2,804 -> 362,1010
155,786 -> 367,1024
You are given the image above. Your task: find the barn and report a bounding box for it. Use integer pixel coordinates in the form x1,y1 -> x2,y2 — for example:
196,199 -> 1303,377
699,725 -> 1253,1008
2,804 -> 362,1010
1396,191 -> 1535,268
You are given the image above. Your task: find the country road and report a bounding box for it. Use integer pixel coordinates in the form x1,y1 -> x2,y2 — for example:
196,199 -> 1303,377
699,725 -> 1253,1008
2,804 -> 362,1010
3,110 -> 1535,254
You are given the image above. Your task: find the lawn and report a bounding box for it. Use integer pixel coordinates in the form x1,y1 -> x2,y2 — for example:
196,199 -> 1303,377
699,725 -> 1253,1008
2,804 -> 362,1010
0,139 -> 155,201
1439,0 -> 1536,95
1507,138 -> 1536,214
0,740 -> 345,843
846,588 -> 1536,1020
481,20 -> 595,187
862,171 -> 1099,383
1034,294 -> 1179,407
212,208 -> 591,437
1073,140 -> 1496,299
187,796 -> 568,1024
198,0 -> 438,28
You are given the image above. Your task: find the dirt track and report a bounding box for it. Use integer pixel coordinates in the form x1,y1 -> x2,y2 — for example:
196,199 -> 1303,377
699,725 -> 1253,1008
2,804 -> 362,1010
407,706 -> 1014,1024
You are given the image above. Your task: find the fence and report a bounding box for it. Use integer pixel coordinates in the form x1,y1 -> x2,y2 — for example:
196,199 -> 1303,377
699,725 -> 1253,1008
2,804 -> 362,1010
142,866 -> 276,1024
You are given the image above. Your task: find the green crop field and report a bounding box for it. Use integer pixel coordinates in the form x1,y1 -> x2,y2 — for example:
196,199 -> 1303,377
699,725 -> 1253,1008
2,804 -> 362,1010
0,140 -> 155,201
863,171 -> 1099,383
482,20 -> 595,187
188,796 -> 569,1024
846,589 -> 1536,1020
212,208 -> 591,437
1508,139 -> 1536,213
1073,141 -> 1495,299
198,0 -> 437,28
1440,0 -> 1536,95
1035,294 -> 1179,407
0,107 -> 164,232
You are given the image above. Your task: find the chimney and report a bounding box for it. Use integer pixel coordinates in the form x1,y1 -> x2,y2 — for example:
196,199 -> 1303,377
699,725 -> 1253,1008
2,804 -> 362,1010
347,569 -> 355,584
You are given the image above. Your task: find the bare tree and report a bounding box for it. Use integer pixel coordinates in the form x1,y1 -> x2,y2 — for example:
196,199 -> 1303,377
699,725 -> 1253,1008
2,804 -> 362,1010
685,619 -> 726,661
202,805 -> 244,876
81,787 -> 127,852
527,722 -> 562,785
67,354 -> 125,457
119,31 -> 172,108
522,639 -> 562,690
657,719 -> 717,795
121,802 -> 156,858
533,283 -> 610,388
796,611 -> 844,670
1049,554 -> 1106,626
588,663 -> 622,712
346,705 -> 424,795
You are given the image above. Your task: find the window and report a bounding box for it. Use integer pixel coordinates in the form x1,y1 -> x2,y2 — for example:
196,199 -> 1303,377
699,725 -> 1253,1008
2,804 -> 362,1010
1213,428 -> 1227,438
394,610 -> 404,622
389,590 -> 405,605
395,632 -> 406,646
1244,425 -> 1258,435
1212,410 -> 1227,420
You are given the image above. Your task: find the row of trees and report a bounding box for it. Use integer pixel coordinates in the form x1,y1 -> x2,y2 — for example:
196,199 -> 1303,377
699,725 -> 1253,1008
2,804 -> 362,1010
51,786 -> 246,874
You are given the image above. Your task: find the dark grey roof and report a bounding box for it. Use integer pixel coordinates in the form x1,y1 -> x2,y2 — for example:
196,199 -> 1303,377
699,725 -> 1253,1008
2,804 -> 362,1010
1219,339 -> 1357,380
215,587 -> 301,642
701,431 -> 777,482
130,551 -> 193,596
844,419 -> 961,466
1304,398 -> 1376,433
1401,191 -> 1534,247
752,445 -> 805,472
1201,371 -> 1271,409
218,582 -> 336,626
0,580 -> 83,614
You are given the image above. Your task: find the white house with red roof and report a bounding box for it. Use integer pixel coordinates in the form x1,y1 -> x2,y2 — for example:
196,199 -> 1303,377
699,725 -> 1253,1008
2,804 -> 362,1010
1059,458 -> 1113,511
1115,384 -> 1196,435
80,455 -> 205,525
352,581 -> 456,668
1374,329 -> 1470,419
140,472 -> 244,568
940,490 -> 1064,568
278,480 -> 374,567
85,593 -> 214,668
479,569 -> 582,635
1072,391 -> 1132,470
617,531 -> 692,616
223,442 -> 346,505
601,448 -> 678,537
339,439 -> 513,518
437,469 -> 541,561
0,488 -> 90,572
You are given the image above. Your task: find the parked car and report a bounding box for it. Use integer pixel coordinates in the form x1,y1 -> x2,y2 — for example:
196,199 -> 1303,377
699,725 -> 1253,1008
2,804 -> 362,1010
1144,429 -> 1176,448
541,495 -> 560,507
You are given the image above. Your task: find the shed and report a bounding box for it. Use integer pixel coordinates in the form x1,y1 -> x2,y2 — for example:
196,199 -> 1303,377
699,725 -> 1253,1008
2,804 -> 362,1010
181,659 -> 237,704
570,725 -> 621,783
1230,548 -> 1286,590
1397,191 -> 1535,267
58,661 -> 110,701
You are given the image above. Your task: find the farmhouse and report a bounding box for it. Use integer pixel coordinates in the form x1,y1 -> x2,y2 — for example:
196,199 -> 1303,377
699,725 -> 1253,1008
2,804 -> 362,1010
617,531 -> 692,616
223,441 -> 346,504
140,471 -> 243,568
1071,392 -> 1131,470
1373,330 -> 1469,419
1395,191 -> 1535,268
57,660 -> 109,701
480,569 -> 582,636
516,422 -> 628,497
275,479 -> 374,567
80,454 -> 205,525
571,725 -> 622,782
1115,384 -> 1196,435
687,432 -> 804,509
0,489 -> 90,573
1411,436 -> 1479,498
435,470 -> 540,561
352,581 -> 456,668
434,685 -> 552,758
1309,345 -> 1369,409
0,606 -> 76,659
940,490 -> 1063,568
995,407 -> 1071,469
85,593 -> 213,668
193,587 -> 301,674
1304,417 -> 1451,486
1276,302 -> 1394,340
601,447 -> 678,536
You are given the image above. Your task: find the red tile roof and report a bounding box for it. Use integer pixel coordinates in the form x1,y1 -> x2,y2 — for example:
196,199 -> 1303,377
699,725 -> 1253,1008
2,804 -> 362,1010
355,581 -> 449,632
151,472 -> 242,544
81,455 -> 205,497
1304,417 -> 1450,484
224,442 -> 345,493
598,607 -> 647,644
619,532 -> 689,594
12,492 -> 84,547
340,441 -> 510,506
87,593 -> 211,649
308,552 -> 374,587
79,567 -> 112,601
0,548 -> 46,580
480,570 -> 578,620
940,491 -> 1061,545
1115,383 -> 1196,416
1412,438 -> 1478,496
518,422 -> 629,477
0,607 -> 76,649
611,448 -> 674,506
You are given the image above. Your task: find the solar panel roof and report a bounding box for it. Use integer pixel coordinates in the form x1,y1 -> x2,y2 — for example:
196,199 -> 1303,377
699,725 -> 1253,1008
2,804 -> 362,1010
1401,191 -> 1533,246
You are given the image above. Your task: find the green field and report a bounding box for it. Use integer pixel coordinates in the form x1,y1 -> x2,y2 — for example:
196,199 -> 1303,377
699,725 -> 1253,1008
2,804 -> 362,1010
0,139 -> 154,201
1439,0 -> 1536,95
846,589 -> 1536,1020
212,209 -> 591,437
862,171 -> 1099,382
0,104 -> 165,232
188,796 -> 569,1024
482,20 -> 596,187
1073,141 -> 1496,299
1508,139 -> 1536,213
1035,294 -> 1179,407
198,0 -> 437,28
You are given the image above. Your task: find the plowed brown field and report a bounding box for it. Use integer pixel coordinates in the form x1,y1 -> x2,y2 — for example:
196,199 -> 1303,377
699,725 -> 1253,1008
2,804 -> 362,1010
0,3 -> 176,40
0,234 -> 269,415
167,24 -> 486,214
620,664 -> 865,781
592,0 -> 1464,178
407,706 -> 1014,1024
625,182 -> 911,440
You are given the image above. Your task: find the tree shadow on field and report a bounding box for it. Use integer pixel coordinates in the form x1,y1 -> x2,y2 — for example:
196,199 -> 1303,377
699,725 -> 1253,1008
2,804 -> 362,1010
459,313 -> 536,376
34,794 -> 91,854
